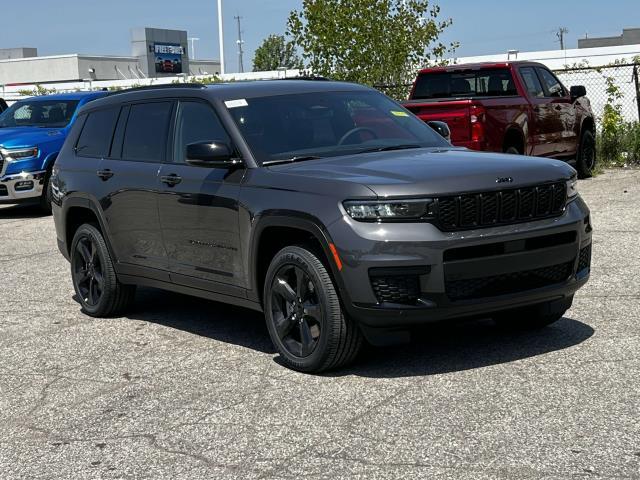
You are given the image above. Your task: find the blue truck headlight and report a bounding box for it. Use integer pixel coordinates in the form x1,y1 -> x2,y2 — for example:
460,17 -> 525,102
344,199 -> 436,222
1,147 -> 39,161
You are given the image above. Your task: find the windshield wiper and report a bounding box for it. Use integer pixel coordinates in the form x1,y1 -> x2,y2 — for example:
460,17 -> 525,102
262,155 -> 323,166
357,144 -> 422,154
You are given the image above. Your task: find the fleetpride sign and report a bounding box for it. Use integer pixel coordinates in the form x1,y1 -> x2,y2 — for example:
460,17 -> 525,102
152,43 -> 184,74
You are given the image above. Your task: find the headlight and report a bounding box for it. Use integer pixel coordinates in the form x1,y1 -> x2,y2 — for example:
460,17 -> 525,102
0,147 -> 39,161
343,199 -> 435,222
566,176 -> 578,199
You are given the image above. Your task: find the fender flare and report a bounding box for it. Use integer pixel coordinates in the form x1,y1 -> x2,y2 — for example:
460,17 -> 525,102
247,211 -> 349,305
61,194 -> 117,261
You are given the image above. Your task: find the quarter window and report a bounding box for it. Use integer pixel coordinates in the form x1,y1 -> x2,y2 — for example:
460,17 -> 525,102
76,107 -> 120,158
173,101 -> 231,163
121,102 -> 173,162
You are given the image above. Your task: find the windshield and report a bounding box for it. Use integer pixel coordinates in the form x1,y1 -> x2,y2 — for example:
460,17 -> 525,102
0,99 -> 80,128
226,90 -> 448,164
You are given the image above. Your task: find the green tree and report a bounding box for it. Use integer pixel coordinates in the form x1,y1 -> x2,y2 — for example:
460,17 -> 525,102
253,34 -> 303,72
287,0 -> 456,97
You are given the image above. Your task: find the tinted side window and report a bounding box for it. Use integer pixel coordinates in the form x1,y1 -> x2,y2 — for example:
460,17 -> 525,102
122,102 -> 173,162
76,107 -> 120,157
173,101 -> 231,163
537,68 -> 565,97
519,67 -> 545,98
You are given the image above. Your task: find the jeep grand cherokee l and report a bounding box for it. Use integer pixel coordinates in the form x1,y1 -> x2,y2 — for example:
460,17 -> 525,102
52,81 -> 592,372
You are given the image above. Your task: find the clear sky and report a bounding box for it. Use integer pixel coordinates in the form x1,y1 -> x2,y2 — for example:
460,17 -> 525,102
2,0 -> 639,72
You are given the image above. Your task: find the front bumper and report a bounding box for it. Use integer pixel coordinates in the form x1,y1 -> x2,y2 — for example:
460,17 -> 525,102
328,197 -> 592,338
0,170 -> 46,204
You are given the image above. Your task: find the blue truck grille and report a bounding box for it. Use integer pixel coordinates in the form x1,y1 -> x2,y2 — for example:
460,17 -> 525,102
436,182 -> 567,231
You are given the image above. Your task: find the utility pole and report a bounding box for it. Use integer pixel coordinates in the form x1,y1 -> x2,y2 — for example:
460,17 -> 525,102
556,27 -> 569,50
234,15 -> 244,73
217,0 -> 225,74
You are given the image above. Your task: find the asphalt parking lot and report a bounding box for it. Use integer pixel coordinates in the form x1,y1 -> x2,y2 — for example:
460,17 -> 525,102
0,169 -> 639,479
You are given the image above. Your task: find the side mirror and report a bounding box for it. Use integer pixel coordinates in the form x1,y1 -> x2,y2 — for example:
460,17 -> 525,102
185,141 -> 242,168
570,85 -> 587,100
427,120 -> 451,142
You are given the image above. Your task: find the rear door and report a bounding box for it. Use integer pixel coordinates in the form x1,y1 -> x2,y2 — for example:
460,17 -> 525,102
98,101 -> 172,276
536,67 -> 578,156
157,99 -> 245,291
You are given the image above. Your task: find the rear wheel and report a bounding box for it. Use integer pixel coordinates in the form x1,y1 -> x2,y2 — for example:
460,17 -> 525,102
39,168 -> 53,214
576,130 -> 596,178
70,224 -> 135,317
263,246 -> 362,373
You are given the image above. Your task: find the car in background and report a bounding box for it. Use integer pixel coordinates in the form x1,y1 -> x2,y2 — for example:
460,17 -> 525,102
0,91 -> 107,211
402,61 -> 596,178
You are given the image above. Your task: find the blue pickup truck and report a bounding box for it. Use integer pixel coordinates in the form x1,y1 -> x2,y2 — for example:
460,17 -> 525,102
0,91 -> 107,211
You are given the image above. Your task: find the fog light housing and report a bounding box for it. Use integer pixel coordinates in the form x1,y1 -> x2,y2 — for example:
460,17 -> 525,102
14,180 -> 34,191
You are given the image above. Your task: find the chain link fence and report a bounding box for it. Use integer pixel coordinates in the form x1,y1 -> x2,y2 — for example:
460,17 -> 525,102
375,63 -> 640,125
554,63 -> 640,123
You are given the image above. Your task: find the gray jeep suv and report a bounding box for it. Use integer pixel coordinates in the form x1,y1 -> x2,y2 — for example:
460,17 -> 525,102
52,81 -> 592,372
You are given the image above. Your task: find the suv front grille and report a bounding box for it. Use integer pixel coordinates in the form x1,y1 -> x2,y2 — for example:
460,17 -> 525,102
445,260 -> 574,302
436,182 -> 567,231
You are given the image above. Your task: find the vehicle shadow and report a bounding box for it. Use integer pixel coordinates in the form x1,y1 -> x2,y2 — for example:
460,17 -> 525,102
125,287 -> 275,354
0,203 -> 47,219
119,287 -> 594,377
334,316 -> 594,378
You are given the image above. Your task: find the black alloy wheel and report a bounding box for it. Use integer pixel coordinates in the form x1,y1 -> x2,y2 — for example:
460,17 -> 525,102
577,130 -> 596,178
264,246 -> 363,373
270,264 -> 322,358
72,235 -> 104,307
70,223 -> 135,317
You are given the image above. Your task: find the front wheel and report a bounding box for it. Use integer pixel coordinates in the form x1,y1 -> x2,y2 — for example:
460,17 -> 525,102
263,246 -> 363,373
576,130 -> 596,178
70,224 -> 135,317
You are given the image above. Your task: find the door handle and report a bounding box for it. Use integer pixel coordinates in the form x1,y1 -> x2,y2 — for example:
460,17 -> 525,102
96,169 -> 114,180
161,174 -> 182,186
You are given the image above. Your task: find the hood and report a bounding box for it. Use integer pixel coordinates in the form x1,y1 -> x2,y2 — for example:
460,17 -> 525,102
269,148 -> 576,197
0,127 -> 65,149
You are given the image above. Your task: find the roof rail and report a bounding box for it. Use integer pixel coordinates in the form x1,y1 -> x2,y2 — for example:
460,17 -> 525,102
108,83 -> 208,95
283,75 -> 331,81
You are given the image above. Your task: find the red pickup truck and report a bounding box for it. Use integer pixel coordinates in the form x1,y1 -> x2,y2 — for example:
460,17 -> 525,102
402,61 -> 596,177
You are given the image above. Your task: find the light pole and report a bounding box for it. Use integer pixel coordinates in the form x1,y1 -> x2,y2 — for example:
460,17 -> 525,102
217,0 -> 225,74
188,37 -> 200,60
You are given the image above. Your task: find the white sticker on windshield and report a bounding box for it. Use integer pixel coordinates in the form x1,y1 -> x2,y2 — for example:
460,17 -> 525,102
225,99 -> 248,108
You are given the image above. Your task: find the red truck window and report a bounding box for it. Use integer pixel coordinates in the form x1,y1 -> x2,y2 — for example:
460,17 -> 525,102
519,67 -> 545,98
413,68 -> 517,100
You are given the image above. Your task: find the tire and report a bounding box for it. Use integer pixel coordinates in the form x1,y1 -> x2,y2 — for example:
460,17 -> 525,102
493,297 -> 572,331
39,168 -> 53,214
70,223 -> 135,317
504,146 -> 521,155
263,246 -> 363,373
576,130 -> 596,178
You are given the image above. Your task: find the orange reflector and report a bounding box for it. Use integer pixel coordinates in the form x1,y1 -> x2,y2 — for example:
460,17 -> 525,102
328,243 -> 343,271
